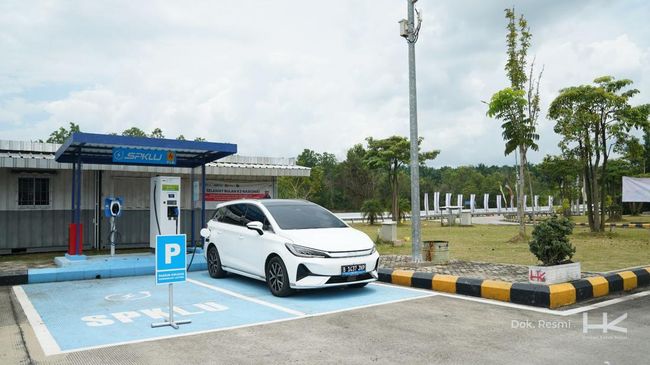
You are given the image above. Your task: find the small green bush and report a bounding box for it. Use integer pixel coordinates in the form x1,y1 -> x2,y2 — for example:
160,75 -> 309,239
560,198 -> 571,217
529,215 -> 576,266
361,199 -> 384,225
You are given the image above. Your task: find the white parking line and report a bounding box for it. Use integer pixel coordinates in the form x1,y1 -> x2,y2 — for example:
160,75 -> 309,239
12,286 -> 62,356
186,278 -> 306,317
558,290 -> 650,316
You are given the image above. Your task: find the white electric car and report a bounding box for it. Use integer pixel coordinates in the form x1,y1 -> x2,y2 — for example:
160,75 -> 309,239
200,199 -> 379,297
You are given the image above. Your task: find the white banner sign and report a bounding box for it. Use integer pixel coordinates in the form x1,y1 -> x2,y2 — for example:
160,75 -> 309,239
622,177 -> 650,202
204,181 -> 273,202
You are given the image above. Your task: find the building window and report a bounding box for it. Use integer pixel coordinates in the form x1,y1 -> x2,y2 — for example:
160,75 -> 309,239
18,177 -> 50,206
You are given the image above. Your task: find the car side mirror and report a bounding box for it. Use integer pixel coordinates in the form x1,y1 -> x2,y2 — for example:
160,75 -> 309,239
200,228 -> 211,239
246,221 -> 264,235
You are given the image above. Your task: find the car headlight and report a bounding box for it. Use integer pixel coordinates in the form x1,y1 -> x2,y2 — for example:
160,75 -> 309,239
285,243 -> 331,258
371,245 -> 377,255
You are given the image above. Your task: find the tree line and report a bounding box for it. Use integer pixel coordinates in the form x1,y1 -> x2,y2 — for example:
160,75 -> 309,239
42,123 -> 206,143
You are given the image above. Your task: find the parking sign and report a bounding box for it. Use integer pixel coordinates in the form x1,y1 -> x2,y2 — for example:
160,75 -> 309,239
155,234 -> 187,285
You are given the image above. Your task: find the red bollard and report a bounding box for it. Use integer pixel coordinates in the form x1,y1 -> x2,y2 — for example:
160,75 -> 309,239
68,223 -> 84,255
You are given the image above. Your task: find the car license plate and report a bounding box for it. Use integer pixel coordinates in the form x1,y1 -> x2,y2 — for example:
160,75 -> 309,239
341,264 -> 366,276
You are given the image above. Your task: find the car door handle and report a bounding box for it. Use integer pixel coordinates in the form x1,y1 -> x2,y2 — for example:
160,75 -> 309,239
238,235 -> 244,240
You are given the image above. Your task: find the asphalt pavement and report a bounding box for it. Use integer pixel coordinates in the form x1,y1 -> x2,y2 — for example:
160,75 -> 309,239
2,281 -> 648,365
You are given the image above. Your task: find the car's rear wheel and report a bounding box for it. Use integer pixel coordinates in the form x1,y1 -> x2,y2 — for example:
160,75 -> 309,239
347,282 -> 369,289
266,256 -> 294,297
207,245 -> 227,278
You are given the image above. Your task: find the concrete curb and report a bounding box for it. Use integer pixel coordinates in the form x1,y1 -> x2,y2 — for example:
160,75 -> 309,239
0,253 -> 207,286
0,270 -> 28,286
377,267 -> 650,309
575,222 -> 650,229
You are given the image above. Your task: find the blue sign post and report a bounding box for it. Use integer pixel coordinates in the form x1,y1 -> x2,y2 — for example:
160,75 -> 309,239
152,234 -> 191,329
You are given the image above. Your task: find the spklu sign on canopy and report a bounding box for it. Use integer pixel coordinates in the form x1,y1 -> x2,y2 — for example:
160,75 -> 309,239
112,147 -> 176,165
204,181 -> 273,202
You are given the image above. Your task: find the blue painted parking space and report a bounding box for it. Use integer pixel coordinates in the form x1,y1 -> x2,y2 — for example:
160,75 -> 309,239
14,272 -> 432,355
189,271 -> 430,315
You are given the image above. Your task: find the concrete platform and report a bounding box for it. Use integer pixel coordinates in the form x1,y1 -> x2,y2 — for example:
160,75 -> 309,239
28,251 -> 206,284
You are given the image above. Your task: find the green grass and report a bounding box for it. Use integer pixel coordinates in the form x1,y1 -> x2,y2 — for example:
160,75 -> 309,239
352,221 -> 650,272
570,214 -> 650,224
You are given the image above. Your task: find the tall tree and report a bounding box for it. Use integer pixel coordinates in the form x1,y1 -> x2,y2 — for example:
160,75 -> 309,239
338,144 -> 377,210
486,8 -> 542,239
45,122 -> 81,143
548,76 -> 650,231
122,127 -> 147,137
643,128 -> 650,174
537,154 -> 580,203
364,136 -> 438,222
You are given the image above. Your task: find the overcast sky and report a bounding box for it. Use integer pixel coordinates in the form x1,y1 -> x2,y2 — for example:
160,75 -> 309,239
1,0 -> 648,167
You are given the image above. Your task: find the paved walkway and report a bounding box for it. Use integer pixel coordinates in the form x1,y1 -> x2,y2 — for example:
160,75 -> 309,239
379,255 -> 598,283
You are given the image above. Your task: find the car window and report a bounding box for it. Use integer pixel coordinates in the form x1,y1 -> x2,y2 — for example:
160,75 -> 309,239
213,207 -> 226,222
242,204 -> 272,231
219,204 -> 247,226
265,204 -> 347,230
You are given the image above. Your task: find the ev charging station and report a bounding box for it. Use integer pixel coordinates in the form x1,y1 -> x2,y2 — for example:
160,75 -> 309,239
150,176 -> 182,248
54,132 -> 237,258
103,197 -> 123,256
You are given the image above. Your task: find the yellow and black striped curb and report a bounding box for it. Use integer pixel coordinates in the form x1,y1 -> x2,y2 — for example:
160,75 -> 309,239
576,222 -> 650,229
378,267 -> 650,309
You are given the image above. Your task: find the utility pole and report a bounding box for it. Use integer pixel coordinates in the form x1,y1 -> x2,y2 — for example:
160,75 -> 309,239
399,0 -> 423,262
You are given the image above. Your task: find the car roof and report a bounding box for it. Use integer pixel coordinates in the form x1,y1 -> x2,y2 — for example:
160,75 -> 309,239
258,199 -> 314,207
219,199 -> 314,207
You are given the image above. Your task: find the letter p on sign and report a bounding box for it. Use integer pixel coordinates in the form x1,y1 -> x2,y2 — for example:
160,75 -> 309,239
155,234 -> 187,285
165,243 -> 181,264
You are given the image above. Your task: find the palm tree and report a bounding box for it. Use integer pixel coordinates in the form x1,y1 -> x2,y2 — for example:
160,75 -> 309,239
360,199 -> 384,225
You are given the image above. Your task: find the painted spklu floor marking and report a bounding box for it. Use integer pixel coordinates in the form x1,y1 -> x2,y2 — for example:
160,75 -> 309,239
15,271 -> 430,355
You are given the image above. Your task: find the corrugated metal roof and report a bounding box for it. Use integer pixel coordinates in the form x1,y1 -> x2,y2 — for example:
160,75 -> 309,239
0,141 -> 310,177
0,139 -> 299,166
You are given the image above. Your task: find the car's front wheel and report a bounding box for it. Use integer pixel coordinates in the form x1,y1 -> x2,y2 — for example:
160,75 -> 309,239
266,256 -> 294,297
207,245 -> 227,278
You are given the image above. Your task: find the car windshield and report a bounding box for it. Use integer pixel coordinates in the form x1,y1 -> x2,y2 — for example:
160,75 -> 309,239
266,204 -> 347,230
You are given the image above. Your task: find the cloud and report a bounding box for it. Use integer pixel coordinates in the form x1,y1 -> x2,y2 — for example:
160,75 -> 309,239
0,0 -> 648,166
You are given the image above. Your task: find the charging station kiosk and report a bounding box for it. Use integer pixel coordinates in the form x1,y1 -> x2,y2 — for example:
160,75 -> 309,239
150,176 -> 181,248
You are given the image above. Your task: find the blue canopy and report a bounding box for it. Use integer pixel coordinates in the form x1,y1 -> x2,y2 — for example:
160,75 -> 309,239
55,132 -> 237,168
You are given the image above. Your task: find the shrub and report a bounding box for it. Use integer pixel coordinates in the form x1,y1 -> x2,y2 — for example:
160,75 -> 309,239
560,198 -> 571,217
529,215 -> 576,266
361,199 -> 384,225
398,198 -> 410,222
